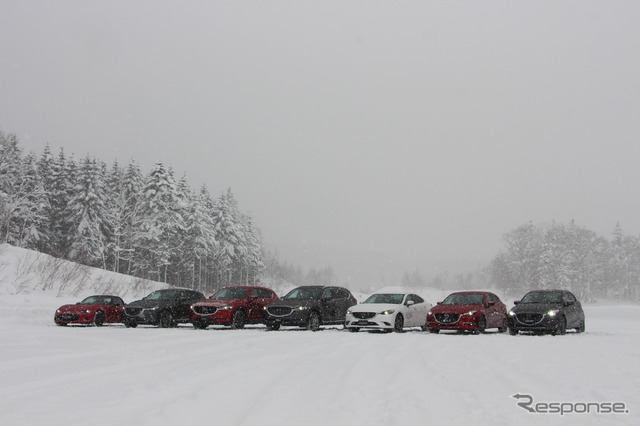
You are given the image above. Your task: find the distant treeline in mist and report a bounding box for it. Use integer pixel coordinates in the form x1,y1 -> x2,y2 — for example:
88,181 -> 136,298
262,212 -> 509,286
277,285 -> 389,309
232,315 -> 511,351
407,221 -> 640,302
0,129 -> 263,293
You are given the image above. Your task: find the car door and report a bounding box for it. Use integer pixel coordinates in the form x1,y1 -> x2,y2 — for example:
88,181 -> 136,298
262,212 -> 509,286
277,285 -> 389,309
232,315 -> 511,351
562,292 -> 580,328
405,294 -> 428,327
320,287 -> 339,322
247,288 -> 270,321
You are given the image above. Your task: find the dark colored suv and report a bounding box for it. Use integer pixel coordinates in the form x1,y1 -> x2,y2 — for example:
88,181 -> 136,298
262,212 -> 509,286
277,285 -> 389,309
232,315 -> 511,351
190,286 -> 279,329
122,288 -> 205,328
507,289 -> 585,335
264,286 -> 357,331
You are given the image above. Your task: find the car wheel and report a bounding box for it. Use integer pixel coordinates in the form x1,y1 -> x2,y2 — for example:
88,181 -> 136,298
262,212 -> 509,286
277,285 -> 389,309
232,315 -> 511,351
231,310 -> 246,329
393,314 -> 404,333
56,322 -> 67,326
124,320 -> 137,328
307,311 -> 321,331
348,327 -> 359,333
159,311 -> 174,328
193,320 -> 208,329
552,317 -> 567,336
508,327 -> 518,336
477,315 -> 486,334
93,311 -> 105,327
497,316 -> 508,333
266,323 -> 280,331
576,319 -> 585,333
428,328 -> 439,334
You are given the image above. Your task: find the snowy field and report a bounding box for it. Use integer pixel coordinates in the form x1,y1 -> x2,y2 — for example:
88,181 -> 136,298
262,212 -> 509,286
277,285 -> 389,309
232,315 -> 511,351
1,247 -> 639,426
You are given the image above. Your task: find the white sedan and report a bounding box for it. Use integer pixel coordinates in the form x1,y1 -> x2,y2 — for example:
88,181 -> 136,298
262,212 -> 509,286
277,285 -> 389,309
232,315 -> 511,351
345,293 -> 432,333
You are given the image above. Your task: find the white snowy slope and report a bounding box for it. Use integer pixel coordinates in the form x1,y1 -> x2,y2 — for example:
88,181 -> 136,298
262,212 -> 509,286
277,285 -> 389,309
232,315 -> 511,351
0,245 -> 638,426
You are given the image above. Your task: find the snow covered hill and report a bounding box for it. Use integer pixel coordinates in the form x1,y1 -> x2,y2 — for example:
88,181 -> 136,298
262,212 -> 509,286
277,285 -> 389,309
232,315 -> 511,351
0,244 -> 638,426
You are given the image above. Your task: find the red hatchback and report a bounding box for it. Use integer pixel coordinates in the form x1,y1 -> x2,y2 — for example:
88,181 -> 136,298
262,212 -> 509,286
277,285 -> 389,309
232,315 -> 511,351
426,291 -> 507,334
190,286 -> 279,329
54,295 -> 125,326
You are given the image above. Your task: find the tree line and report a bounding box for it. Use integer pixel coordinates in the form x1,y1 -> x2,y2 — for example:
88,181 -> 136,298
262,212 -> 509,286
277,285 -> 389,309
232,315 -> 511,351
419,221 -> 640,303
0,129 -> 263,294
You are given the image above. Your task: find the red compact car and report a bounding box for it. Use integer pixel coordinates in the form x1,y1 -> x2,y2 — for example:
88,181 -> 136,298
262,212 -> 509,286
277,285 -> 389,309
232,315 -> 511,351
190,286 -> 279,329
426,291 -> 507,334
54,295 -> 125,326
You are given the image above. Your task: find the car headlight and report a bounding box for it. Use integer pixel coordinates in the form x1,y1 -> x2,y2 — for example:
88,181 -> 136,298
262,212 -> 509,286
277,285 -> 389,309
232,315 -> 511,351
380,309 -> 395,315
56,309 -> 61,313
461,310 -> 477,316
508,311 -> 516,316
297,306 -> 309,310
218,306 -> 233,310
427,311 -> 433,316
547,309 -> 559,317
84,309 -> 92,314
346,309 -> 352,315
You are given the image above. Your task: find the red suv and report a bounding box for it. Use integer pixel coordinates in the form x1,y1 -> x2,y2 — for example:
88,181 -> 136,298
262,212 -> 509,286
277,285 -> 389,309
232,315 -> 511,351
190,286 -> 279,329
426,291 -> 507,334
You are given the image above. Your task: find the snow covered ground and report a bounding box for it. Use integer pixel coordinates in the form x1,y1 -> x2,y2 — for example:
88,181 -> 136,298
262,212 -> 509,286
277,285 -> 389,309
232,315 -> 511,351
1,245 -> 639,425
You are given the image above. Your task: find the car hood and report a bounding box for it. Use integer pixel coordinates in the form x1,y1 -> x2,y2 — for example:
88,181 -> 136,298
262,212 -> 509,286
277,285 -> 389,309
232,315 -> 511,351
193,299 -> 241,307
268,299 -> 318,309
58,304 -> 100,312
126,299 -> 173,309
431,304 -> 483,314
350,303 -> 399,313
510,303 -> 563,314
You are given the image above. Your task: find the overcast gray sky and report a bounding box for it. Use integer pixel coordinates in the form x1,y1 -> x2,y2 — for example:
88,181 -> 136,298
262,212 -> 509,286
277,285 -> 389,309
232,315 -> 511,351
2,1 -> 639,284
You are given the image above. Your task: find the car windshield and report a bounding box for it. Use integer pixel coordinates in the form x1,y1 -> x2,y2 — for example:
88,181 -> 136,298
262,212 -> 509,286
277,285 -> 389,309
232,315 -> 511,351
520,291 -> 563,304
80,296 -> 103,304
442,293 -> 485,305
283,287 -> 323,300
144,290 -> 180,301
211,287 -> 249,299
363,294 -> 405,304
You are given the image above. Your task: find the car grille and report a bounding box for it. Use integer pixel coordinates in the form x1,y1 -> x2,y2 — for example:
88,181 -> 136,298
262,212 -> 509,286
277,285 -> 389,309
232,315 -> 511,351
268,306 -> 293,317
193,306 -> 217,315
516,313 -> 544,325
124,307 -> 143,316
58,314 -> 79,321
435,313 -> 460,324
353,312 -> 376,319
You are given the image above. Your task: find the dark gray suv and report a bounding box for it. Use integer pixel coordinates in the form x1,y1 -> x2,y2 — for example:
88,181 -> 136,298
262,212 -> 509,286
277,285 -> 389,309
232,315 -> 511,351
123,288 -> 205,328
264,286 -> 357,331
507,289 -> 585,335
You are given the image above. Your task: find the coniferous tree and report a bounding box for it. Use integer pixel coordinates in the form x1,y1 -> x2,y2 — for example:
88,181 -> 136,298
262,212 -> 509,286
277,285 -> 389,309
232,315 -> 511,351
0,130 -> 23,242
67,157 -> 112,268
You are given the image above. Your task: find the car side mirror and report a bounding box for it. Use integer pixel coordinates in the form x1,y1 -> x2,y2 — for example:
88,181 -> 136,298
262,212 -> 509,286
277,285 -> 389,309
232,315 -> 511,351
513,301 -> 520,305
488,301 -> 495,306
564,300 -> 574,307
437,301 -> 442,305
249,296 -> 258,301
406,300 -> 415,306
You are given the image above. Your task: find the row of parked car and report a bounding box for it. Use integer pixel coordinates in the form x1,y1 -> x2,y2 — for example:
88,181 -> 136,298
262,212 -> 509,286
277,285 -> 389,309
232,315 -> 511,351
54,285 -> 586,335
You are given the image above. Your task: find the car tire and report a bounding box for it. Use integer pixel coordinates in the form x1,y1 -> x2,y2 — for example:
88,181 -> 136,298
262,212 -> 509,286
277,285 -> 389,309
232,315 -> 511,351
552,317 -> 567,336
576,319 -> 585,333
266,323 -> 280,331
497,316 -> 508,333
393,314 -> 404,333
348,327 -> 359,333
508,327 -> 518,336
428,328 -> 439,334
307,311 -> 321,331
56,322 -> 67,326
159,311 -> 174,328
477,315 -> 486,334
124,320 -> 137,328
93,311 -> 105,327
231,310 -> 246,329
193,320 -> 208,329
